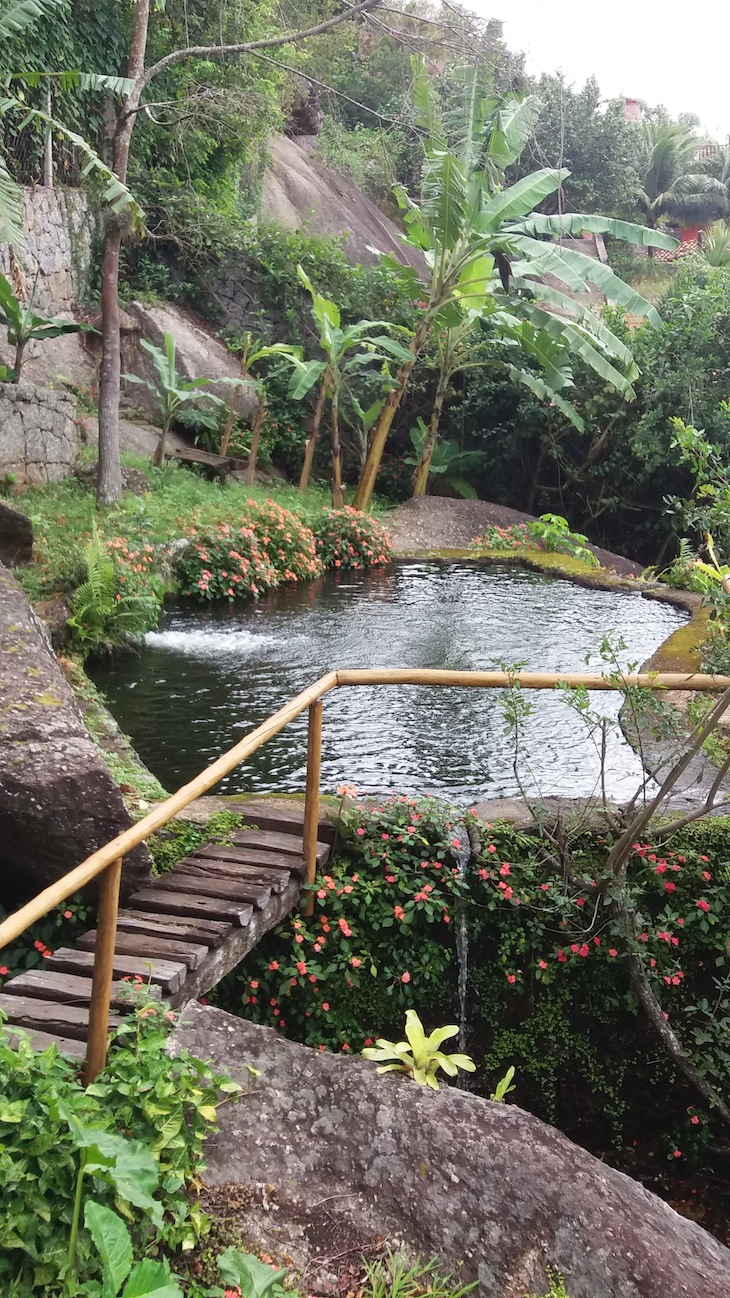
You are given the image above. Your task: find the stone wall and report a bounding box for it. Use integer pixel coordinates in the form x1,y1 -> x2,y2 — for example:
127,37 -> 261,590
0,186 -> 95,312
0,380 -> 79,483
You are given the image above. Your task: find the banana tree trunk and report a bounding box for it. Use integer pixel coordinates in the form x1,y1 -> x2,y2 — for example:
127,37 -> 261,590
97,0 -> 151,507
412,379 -> 448,497
219,401 -> 237,457
298,372 -> 329,492
152,415 -> 170,468
331,392 -> 344,507
245,400 -> 266,486
12,338 -> 26,382
352,314 -> 433,511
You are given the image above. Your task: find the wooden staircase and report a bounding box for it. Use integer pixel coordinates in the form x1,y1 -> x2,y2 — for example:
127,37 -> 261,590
0,801 -> 334,1060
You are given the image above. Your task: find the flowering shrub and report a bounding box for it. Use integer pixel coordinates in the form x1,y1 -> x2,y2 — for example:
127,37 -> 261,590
220,797 -> 730,1168
309,506 -> 392,570
240,498 -> 323,583
472,522 -> 533,552
178,523 -> 278,601
69,531 -> 165,652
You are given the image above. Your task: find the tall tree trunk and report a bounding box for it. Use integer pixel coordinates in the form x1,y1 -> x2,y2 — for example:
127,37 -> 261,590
299,372 -> 329,491
96,0 -> 150,507
245,399 -> 266,486
330,391 -> 344,507
352,314 -> 433,511
412,378 -> 448,497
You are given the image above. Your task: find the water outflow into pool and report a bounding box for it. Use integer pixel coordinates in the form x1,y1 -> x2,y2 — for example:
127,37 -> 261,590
451,823 -> 472,1060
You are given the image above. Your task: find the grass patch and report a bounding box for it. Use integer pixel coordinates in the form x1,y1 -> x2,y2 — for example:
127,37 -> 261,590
149,811 -> 246,875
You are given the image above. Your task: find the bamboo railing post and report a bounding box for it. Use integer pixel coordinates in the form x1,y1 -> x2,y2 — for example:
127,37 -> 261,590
84,856 -> 123,1085
302,700 -> 323,917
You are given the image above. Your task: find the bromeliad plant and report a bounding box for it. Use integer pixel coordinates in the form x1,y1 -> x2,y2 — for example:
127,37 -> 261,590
362,1009 -> 476,1089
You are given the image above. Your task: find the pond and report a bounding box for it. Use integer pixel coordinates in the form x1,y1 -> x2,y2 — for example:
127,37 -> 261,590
90,561 -> 686,804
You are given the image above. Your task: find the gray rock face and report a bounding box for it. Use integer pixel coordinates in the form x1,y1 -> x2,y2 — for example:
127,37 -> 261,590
0,500 -> 33,566
172,1003 -> 730,1298
0,564 -> 150,905
124,302 -> 257,421
0,380 -> 79,485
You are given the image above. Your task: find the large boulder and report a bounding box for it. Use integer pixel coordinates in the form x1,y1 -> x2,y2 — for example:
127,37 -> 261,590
123,301 -> 257,421
172,1003 -> 730,1298
0,500 -> 33,566
0,564 -> 150,905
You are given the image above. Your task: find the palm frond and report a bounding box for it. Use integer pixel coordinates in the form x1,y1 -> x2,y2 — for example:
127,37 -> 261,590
509,365 -> 585,430
0,0 -> 63,40
0,152 -> 24,248
513,212 -> 676,251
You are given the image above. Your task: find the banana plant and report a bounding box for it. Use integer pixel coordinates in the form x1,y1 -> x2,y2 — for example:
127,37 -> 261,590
362,1009 -> 476,1090
227,332 -> 304,485
0,270 -> 87,380
352,57 -> 678,510
125,333 -> 231,467
292,264 -> 413,505
406,418 -> 484,498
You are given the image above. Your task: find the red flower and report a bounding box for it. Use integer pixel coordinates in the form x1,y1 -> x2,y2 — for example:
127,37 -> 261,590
506,973 -> 517,984
400,970 -> 411,983
608,948 -> 618,957
538,960 -> 548,970
664,882 -> 676,893
393,905 -> 406,921
696,899 -> 710,912
0,966 -> 7,976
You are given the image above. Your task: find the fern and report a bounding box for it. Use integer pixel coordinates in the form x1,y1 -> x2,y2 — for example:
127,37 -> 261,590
68,527 -> 161,653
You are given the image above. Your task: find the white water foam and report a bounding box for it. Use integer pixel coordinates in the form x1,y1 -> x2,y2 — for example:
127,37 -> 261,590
145,628 -> 281,656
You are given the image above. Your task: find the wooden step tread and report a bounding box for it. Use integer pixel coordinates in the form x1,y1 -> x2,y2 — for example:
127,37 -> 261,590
78,929 -> 209,970
6,1025 -> 87,1059
151,869 -> 271,909
1,969 -> 157,1007
188,854 -> 292,893
232,800 -> 337,843
117,910 -> 232,947
127,888 -> 253,927
45,948 -> 187,996
194,844 -> 304,873
232,828 -> 330,866
0,994 -> 122,1042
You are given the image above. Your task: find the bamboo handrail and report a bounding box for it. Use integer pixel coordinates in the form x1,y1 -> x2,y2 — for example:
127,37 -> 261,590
1,665 -> 728,953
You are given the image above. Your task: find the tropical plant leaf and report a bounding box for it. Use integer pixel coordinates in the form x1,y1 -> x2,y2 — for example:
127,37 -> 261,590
509,365 -> 585,430
477,169 -> 566,232
508,235 -> 663,325
512,212 -> 677,250
0,153 -> 24,248
121,1258 -> 181,1298
84,1201 -> 133,1296
0,0 -> 63,40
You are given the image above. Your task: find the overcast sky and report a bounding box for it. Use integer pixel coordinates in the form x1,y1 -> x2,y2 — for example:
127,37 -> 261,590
472,2 -> 730,140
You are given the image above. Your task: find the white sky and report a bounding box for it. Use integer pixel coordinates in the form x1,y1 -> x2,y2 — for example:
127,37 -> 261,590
472,2 -> 730,140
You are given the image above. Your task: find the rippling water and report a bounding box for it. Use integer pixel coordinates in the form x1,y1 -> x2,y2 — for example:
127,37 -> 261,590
89,562 -> 686,803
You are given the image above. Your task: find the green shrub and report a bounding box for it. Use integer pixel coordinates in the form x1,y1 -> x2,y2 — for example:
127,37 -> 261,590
178,523 -> 278,601
0,993 -> 237,1294
68,529 -> 164,653
310,506 -> 392,570
241,497 -> 323,583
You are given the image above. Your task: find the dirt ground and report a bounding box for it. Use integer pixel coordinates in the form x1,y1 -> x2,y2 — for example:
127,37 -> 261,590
387,496 -> 642,576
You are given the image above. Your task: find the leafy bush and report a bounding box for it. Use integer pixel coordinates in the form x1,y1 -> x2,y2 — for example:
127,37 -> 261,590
472,514 -> 599,567
0,993 -> 237,1294
310,506 -> 392,570
68,529 -> 164,653
178,523 -> 278,601
0,896 -> 89,986
473,522 -> 533,552
376,451 -> 414,503
241,498 -> 323,583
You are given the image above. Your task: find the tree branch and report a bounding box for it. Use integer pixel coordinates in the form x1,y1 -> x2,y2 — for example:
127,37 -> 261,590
142,0 -> 383,86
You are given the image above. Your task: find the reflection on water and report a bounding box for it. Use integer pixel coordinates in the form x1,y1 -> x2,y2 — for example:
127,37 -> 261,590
89,562 -> 685,804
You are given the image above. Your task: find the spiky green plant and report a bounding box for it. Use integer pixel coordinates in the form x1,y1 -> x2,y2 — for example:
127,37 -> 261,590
68,527 -> 161,653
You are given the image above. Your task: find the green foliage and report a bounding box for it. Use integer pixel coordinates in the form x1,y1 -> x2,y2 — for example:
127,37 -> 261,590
217,1247 -> 297,1298
0,270 -> 85,378
362,1009 -> 475,1089
149,811 -> 245,877
68,527 -> 163,654
309,506 -> 392,569
0,894 -> 89,985
471,515 -> 599,567
361,1250 -> 477,1298
0,993 -> 237,1294
525,1270 -> 571,1298
314,118 -> 403,205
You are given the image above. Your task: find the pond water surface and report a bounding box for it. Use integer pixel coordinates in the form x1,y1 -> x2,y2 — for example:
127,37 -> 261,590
90,562 -> 686,804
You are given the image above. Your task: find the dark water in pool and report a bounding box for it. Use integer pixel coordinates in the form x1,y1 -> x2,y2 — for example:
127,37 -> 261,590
89,562 -> 685,803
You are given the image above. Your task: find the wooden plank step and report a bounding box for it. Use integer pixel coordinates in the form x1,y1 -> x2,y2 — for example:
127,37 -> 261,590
45,948 -> 187,996
127,888 -> 253,927
187,854 -> 291,893
232,829 -> 330,866
6,1026 -> 87,1059
155,869 -> 271,909
0,994 -> 122,1043
1,969 -> 157,1007
77,929 -> 209,970
233,800 -> 337,843
117,910 -> 231,948
195,844 -> 303,873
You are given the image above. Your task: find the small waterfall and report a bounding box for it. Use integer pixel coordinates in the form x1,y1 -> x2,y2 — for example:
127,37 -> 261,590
450,823 -> 472,1058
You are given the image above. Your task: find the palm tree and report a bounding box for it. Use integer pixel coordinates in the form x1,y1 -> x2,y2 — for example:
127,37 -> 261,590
638,122 -> 728,234
352,58 -> 678,511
